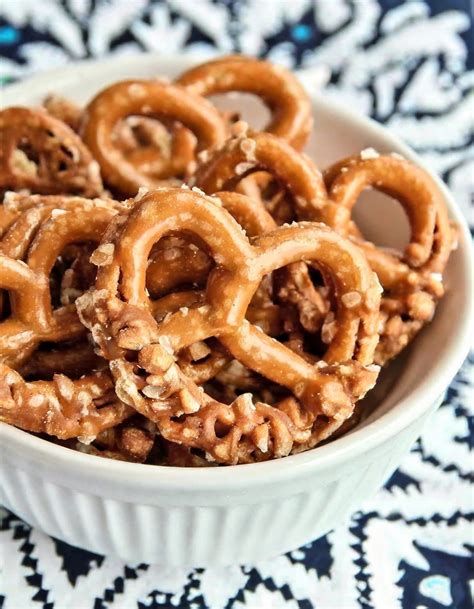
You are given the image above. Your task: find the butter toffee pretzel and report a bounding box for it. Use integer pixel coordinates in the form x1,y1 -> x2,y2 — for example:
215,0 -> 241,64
77,188 -> 381,464
176,55 -> 313,150
44,93 -> 196,187
320,152 -> 455,364
194,131 -> 455,365
0,54 -> 456,466
0,195 -> 124,368
81,79 -> 227,196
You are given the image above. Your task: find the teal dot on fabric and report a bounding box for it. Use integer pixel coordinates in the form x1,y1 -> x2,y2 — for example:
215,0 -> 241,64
292,24 -> 312,42
0,26 -> 19,45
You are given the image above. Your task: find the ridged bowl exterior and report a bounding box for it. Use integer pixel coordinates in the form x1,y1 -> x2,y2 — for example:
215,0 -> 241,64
1,55 -> 472,568
1,407 -> 434,566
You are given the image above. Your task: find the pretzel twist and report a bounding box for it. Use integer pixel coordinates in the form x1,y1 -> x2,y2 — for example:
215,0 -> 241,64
0,365 -> 132,440
0,197 -> 122,367
0,107 -> 103,197
78,188 -> 381,464
81,80 -> 227,196
320,153 -> 454,364
193,130 -> 327,220
177,55 -> 313,149
43,94 -> 83,131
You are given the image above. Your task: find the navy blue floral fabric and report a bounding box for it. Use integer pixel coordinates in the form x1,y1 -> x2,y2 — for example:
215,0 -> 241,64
0,1 -> 472,607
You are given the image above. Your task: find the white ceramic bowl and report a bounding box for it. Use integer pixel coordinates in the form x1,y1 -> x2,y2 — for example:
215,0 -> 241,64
1,55 -> 472,567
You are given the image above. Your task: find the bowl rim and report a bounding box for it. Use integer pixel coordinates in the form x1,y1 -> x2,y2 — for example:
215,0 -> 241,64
1,53 -> 473,492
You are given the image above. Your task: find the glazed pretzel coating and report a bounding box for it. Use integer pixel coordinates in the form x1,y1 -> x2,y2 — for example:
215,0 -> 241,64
77,188 -> 381,464
0,107 -> 103,197
163,441 -> 215,467
192,132 -> 334,332
80,80 -> 227,196
193,130 -> 328,220
146,189 -> 276,297
0,198 -> 121,367
140,189 -> 329,352
43,94 -> 196,185
146,233 -> 213,297
177,55 -> 313,149
0,365 -> 132,440
218,191 -> 333,335
0,193 -> 123,255
149,248 -> 294,387
320,153 -> 454,364
151,289 -> 230,385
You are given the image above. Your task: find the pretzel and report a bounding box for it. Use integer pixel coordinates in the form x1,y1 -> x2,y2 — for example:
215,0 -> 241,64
0,197 -> 121,367
218,190 -> 331,335
146,234 -> 213,297
320,153 -> 455,364
193,130 -> 327,221
146,189 -> 329,346
0,107 -> 103,197
163,441 -> 215,467
43,94 -> 196,187
177,55 -> 313,149
193,135 -> 334,331
196,140 -> 453,364
237,171 -> 297,225
0,364 -> 131,441
80,80 -> 227,196
151,289 -> 230,384
0,57 -> 457,466
77,188 -> 381,464
274,264 -> 330,334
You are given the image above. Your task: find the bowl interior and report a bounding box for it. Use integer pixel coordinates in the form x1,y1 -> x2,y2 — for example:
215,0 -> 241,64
1,55 -> 472,472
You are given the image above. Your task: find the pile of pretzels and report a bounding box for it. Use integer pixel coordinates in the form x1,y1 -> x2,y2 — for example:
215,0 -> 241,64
0,56 -> 456,466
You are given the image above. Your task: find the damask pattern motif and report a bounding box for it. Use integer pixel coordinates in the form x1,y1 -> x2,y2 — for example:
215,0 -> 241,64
0,1 -> 472,608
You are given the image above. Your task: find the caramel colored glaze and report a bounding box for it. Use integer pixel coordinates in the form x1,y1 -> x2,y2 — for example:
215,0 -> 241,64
43,94 -> 83,131
43,94 -> 197,185
0,365 -> 132,440
114,116 -> 196,184
19,342 -> 104,379
320,153 -> 454,364
177,55 -> 313,150
193,130 -> 328,220
0,56 -> 457,466
80,80 -> 227,196
78,188 -> 381,464
0,197 -> 121,368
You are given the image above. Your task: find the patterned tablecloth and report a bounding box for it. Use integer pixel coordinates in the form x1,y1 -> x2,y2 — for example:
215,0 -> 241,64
0,1 -> 473,608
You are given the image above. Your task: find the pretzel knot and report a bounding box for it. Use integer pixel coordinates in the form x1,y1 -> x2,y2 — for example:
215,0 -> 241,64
320,153 -> 455,364
0,196 -> 123,368
0,365 -> 132,441
80,80 -> 227,196
192,130 -> 327,221
177,55 -> 313,149
77,188 -> 381,464
0,107 -> 103,197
